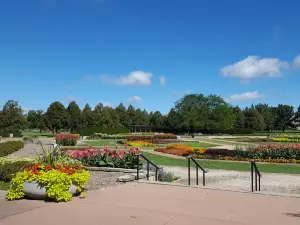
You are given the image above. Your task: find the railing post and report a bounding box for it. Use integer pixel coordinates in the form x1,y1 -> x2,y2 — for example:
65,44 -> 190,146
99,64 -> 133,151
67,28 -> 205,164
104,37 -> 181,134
136,154 -> 140,180
258,175 -> 261,191
203,171 -> 206,186
188,157 -> 191,186
255,170 -> 257,191
155,168 -> 158,181
196,166 -> 198,185
251,161 -> 254,192
147,161 -> 150,180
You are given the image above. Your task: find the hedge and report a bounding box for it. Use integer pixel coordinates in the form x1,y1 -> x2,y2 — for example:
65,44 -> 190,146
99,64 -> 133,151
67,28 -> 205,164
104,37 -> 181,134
0,157 -> 34,182
0,141 -> 24,157
79,127 -> 130,136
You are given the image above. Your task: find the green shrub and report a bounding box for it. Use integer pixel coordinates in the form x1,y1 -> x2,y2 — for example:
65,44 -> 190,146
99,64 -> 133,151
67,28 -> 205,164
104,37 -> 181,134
0,157 -> 34,182
0,141 -> 25,157
79,127 -> 130,136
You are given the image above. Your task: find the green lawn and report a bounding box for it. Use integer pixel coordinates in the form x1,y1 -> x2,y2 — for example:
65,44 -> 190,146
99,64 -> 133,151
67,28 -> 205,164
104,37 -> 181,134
84,140 -> 123,146
142,152 -> 300,174
22,130 -> 54,137
0,181 -> 10,191
157,142 -> 218,148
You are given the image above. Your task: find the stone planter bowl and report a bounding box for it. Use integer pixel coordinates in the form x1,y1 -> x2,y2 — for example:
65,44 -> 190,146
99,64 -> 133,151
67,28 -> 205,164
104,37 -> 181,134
24,181 -> 80,200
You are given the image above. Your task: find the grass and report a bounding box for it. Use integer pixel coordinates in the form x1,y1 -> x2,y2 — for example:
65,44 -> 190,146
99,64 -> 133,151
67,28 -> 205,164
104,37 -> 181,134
0,181 -> 10,191
157,142 -> 218,148
142,152 -> 300,174
22,131 -> 53,137
84,140 -> 123,146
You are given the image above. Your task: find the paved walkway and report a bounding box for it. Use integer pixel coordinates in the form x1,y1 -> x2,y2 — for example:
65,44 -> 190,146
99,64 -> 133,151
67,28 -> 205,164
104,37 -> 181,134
1,183 -> 300,225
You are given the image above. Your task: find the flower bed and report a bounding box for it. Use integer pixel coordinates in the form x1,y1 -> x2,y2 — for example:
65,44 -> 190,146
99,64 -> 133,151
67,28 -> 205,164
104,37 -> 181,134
155,144 -> 207,157
56,134 -> 79,146
69,146 -> 141,169
127,134 -> 177,141
155,148 -> 192,156
272,137 -> 300,143
156,144 -> 300,164
126,141 -> 155,147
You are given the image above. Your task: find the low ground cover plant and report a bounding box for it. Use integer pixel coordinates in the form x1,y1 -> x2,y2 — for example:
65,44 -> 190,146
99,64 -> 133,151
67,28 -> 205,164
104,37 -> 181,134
272,137 -> 300,143
56,134 -> 79,146
0,141 -> 24,157
155,144 -> 207,156
126,141 -> 155,147
158,168 -> 180,182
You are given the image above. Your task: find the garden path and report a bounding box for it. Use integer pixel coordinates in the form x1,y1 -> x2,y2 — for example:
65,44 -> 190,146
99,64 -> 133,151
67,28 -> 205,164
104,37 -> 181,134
164,166 -> 300,196
1,183 -> 300,225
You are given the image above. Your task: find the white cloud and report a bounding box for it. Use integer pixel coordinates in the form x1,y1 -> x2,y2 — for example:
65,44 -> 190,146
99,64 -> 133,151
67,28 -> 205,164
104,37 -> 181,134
221,56 -> 289,80
128,96 -> 142,104
226,91 -> 264,102
294,55 -> 300,68
160,76 -> 166,86
101,71 -> 152,86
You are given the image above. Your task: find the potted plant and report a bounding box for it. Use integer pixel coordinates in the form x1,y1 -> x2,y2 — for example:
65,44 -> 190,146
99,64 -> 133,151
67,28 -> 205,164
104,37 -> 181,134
7,145 -> 90,202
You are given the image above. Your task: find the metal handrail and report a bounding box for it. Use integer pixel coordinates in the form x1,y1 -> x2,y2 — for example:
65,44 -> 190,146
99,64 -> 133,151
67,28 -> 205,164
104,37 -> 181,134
136,154 -> 160,181
187,156 -> 209,186
251,160 -> 261,192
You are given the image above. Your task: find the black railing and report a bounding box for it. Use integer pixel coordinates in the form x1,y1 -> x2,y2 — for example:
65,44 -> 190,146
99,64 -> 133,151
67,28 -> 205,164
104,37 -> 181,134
187,156 -> 209,186
136,154 -> 160,181
251,160 -> 261,192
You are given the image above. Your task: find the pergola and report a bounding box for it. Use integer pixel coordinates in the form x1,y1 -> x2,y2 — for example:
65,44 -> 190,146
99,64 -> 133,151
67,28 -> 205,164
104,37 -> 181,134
129,125 -> 155,133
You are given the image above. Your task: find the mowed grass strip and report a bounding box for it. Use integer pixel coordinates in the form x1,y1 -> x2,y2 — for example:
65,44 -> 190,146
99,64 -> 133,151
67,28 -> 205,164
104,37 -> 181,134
142,152 -> 300,174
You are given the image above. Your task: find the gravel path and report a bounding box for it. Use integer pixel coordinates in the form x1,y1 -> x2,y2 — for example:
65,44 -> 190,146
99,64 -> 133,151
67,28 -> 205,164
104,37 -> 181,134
8,138 -> 54,158
164,166 -> 300,195
86,171 -> 124,190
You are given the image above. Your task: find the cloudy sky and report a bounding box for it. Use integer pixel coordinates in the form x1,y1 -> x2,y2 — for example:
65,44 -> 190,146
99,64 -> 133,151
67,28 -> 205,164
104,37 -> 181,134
1,0 -> 300,113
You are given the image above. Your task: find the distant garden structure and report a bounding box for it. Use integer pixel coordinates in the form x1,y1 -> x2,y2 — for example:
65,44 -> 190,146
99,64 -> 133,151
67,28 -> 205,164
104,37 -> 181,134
129,125 -> 154,133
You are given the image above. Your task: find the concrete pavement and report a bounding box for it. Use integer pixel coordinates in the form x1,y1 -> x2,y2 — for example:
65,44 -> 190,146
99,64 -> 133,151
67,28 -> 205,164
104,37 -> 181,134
1,183 -> 300,225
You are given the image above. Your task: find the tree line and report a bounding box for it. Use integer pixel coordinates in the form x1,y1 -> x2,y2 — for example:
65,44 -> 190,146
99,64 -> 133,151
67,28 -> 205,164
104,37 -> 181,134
0,94 -> 300,136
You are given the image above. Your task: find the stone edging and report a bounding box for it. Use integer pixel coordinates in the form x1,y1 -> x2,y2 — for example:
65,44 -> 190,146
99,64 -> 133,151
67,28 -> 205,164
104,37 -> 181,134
86,167 -> 144,173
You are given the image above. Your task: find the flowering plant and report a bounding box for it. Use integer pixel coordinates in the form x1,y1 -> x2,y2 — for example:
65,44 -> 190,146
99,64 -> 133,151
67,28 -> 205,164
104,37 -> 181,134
55,134 -> 80,146
69,146 -> 141,169
7,163 -> 90,202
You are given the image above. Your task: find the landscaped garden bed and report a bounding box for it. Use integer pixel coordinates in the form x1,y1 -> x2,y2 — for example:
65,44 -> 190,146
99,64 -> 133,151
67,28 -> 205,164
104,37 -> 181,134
56,133 -> 80,146
155,144 -> 300,164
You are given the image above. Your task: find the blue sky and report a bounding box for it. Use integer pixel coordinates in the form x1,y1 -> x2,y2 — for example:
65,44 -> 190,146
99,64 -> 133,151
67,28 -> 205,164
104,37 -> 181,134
1,0 -> 300,114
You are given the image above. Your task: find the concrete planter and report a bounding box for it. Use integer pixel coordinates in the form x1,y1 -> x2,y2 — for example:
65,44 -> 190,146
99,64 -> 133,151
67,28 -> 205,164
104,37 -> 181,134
23,181 -> 80,200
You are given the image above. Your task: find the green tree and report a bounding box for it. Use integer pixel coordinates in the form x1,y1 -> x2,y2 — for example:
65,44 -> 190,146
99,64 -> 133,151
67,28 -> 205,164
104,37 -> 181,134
0,100 -> 26,135
126,105 -> 136,125
27,110 -> 46,132
233,106 -> 245,129
45,101 -> 68,133
81,104 -> 94,128
115,103 -> 128,126
149,111 -> 165,127
166,108 -> 183,129
276,104 -> 294,132
293,106 -> 300,128
175,94 -> 235,131
244,107 -> 265,131
67,101 -> 82,133
92,103 -> 104,127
